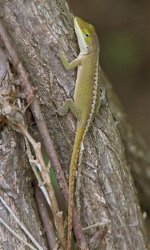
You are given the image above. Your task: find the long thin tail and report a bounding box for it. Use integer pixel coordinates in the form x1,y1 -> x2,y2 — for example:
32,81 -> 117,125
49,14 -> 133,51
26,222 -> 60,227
67,125 -> 85,250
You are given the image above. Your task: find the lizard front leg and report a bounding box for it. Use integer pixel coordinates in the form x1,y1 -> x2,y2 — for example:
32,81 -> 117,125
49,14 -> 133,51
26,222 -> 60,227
59,51 -> 81,70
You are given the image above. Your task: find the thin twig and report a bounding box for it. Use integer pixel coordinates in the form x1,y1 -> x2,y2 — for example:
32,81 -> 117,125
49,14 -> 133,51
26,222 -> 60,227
34,181 -> 59,250
0,91 -> 65,248
0,218 -> 38,250
0,19 -> 88,250
25,137 -> 51,206
21,126 -> 66,249
0,197 -> 43,250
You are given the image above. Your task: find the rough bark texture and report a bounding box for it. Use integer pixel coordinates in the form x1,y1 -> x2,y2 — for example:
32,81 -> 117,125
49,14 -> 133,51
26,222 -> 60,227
0,127 -> 47,250
0,0 -> 148,250
104,76 -> 150,213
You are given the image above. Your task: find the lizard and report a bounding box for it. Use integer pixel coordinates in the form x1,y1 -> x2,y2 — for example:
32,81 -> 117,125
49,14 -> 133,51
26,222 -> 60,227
57,16 -> 100,250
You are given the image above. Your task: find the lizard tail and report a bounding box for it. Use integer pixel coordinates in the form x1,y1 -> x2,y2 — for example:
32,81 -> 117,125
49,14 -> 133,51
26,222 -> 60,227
67,125 -> 85,250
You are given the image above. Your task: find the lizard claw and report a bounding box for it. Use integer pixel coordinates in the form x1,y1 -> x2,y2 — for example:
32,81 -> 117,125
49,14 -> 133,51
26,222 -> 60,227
58,50 -> 64,59
58,50 -> 67,64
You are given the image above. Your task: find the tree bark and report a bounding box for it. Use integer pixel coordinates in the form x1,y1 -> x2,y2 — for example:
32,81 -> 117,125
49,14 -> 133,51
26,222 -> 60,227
0,0 -> 148,250
0,127 -> 48,250
104,75 -> 150,213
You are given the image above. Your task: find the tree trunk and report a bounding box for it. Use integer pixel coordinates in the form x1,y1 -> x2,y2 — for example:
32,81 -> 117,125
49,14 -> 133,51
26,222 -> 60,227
0,0 -> 148,250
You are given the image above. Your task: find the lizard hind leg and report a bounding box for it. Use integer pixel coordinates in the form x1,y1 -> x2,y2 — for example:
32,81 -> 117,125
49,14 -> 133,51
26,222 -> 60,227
56,98 -> 81,120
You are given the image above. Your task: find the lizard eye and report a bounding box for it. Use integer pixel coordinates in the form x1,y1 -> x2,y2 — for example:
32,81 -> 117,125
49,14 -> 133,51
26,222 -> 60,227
83,32 -> 89,38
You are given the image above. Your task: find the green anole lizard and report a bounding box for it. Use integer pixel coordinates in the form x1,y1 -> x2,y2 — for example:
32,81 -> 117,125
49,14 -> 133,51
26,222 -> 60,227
57,16 -> 100,250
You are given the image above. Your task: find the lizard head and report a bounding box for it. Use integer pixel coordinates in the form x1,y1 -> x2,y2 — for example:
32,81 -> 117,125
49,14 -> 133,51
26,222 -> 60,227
74,16 -> 99,54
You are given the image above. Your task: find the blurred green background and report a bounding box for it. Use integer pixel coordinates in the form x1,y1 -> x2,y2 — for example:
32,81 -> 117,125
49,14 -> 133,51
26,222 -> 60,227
68,0 -> 150,145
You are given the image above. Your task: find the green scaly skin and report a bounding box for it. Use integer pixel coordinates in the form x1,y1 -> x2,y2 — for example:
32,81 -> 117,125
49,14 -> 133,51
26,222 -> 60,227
57,17 -> 100,250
